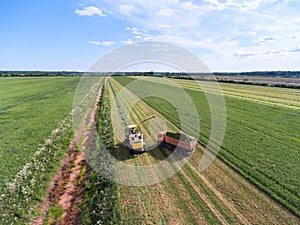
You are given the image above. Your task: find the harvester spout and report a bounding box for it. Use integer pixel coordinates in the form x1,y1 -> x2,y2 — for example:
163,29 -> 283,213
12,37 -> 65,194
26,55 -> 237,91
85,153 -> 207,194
132,116 -> 156,133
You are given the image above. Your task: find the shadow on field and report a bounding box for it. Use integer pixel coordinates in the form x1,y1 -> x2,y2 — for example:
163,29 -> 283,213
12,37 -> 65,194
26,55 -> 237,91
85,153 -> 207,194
148,146 -> 189,163
114,141 -> 188,163
114,142 -> 131,161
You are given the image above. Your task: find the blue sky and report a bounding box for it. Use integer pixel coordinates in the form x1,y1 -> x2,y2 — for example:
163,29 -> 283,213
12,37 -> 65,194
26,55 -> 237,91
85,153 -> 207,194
0,0 -> 300,72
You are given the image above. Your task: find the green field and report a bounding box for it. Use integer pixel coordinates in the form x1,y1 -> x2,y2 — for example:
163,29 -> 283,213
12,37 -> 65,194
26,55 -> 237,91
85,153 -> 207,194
0,77 -> 80,191
113,76 -> 300,217
1,75 -> 299,224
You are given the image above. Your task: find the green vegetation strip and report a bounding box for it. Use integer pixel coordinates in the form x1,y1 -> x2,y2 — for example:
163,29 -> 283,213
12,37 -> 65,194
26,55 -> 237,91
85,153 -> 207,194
113,76 -> 300,217
81,81 -> 121,225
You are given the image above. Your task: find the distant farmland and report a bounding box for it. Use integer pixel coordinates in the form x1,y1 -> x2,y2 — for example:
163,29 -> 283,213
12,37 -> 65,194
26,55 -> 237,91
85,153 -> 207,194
216,75 -> 300,86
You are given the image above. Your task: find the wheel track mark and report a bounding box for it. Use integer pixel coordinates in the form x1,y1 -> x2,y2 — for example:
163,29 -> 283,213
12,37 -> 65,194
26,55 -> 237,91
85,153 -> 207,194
144,77 -> 300,109
155,148 -> 208,225
114,76 -> 300,224
179,168 -> 229,225
109,80 -> 156,223
175,82 -> 300,110
187,152 -> 252,225
112,78 -> 228,224
110,78 -> 200,224
112,77 -> 227,224
190,147 -> 300,225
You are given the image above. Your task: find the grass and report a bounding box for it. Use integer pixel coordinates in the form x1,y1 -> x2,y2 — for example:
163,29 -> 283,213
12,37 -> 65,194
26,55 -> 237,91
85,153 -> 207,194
44,205 -> 64,225
0,76 -> 104,224
81,80 -> 121,225
0,77 -> 80,191
113,76 -> 300,217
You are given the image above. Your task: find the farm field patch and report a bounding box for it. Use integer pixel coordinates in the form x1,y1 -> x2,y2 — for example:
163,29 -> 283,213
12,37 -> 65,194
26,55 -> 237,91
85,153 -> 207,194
109,77 -> 299,224
113,76 -> 300,218
147,77 -> 300,109
0,77 -> 80,191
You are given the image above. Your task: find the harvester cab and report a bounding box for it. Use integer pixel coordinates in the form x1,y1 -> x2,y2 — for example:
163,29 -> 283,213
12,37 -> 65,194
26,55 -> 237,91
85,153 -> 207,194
125,116 -> 155,155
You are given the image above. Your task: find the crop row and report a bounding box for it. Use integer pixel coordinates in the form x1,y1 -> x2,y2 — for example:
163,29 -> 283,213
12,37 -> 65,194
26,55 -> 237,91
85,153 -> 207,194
109,76 -> 300,224
113,76 -> 300,217
172,79 -> 300,109
107,77 -> 226,224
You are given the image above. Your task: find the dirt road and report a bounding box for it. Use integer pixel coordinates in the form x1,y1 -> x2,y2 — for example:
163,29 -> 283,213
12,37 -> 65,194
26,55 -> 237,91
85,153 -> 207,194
30,82 -> 104,225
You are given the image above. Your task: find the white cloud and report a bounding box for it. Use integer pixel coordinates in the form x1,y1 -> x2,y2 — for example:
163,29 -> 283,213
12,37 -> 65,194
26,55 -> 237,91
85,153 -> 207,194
132,30 -> 143,35
256,36 -> 279,44
101,41 -> 115,46
89,41 -> 115,46
292,32 -> 300,39
89,41 -> 101,45
93,0 -> 300,71
157,24 -> 172,28
119,4 -> 138,16
121,39 -> 134,45
75,6 -> 105,16
125,27 -> 151,40
157,8 -> 173,17
248,31 -> 257,36
134,35 -> 143,39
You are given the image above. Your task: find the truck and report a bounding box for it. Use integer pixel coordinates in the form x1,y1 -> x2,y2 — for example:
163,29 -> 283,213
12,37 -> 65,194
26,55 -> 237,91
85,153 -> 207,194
157,131 -> 197,155
125,116 -> 156,155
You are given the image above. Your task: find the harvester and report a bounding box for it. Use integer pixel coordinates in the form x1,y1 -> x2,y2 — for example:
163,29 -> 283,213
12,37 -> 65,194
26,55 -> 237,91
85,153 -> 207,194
125,116 -> 156,155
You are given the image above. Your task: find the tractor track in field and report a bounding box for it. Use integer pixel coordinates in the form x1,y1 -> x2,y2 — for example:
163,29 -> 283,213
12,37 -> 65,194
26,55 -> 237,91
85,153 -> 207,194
109,77 -> 228,223
188,161 -> 251,225
30,81 -> 104,225
109,79 -> 193,224
180,169 -> 229,225
109,78 -> 228,224
110,77 -> 300,225
110,77 -> 240,224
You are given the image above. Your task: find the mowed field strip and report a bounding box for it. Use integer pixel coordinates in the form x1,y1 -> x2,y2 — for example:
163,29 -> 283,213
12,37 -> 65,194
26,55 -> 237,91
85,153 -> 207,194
141,77 -> 300,110
108,77 -> 299,224
114,76 -> 300,218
